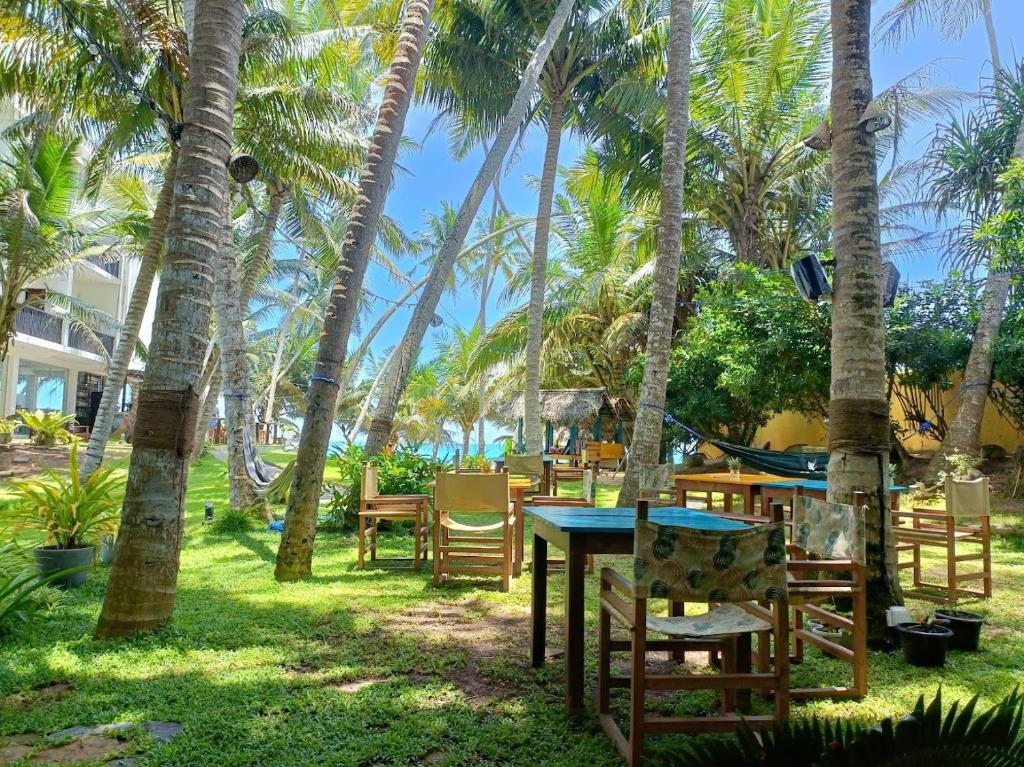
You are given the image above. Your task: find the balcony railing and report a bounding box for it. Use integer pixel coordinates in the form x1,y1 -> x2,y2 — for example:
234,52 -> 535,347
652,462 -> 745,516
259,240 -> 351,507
87,255 -> 121,279
14,307 -> 62,344
68,325 -> 115,357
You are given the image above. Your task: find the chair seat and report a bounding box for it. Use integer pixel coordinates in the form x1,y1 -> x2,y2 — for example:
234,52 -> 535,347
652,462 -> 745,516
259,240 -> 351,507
895,529 -> 979,543
440,517 -> 508,534
646,603 -> 771,638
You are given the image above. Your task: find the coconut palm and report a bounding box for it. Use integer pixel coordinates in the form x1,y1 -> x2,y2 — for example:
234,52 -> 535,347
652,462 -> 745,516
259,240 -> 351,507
275,0 -> 435,582
826,0 -> 902,644
423,0 -> 667,454
616,0 -> 693,509
95,0 -> 246,639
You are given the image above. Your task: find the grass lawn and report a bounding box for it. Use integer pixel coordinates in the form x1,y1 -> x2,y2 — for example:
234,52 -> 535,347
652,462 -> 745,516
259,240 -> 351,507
2,455 -> 1024,766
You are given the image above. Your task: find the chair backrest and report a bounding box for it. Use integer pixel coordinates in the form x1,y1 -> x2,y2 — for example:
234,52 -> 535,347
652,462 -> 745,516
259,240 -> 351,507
633,518 -> 788,603
435,471 -> 509,513
639,463 -> 673,491
792,495 -> 866,564
361,462 -> 378,500
504,454 -> 543,480
581,468 -> 594,501
946,475 -> 990,518
602,442 -> 625,460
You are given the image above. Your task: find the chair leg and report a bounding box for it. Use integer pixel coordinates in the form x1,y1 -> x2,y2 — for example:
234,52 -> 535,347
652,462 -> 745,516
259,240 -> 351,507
721,636 -> 737,714
626,609 -> 647,767
775,603 -> 791,721
597,602 -> 611,715
413,510 -> 421,572
501,516 -> 512,593
357,514 -> 366,570
370,517 -> 377,562
432,511 -> 442,587
982,519 -> 993,598
947,517 -> 957,604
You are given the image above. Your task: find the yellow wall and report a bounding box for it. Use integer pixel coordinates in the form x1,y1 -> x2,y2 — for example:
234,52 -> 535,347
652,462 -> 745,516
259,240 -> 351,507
702,391 -> 1023,458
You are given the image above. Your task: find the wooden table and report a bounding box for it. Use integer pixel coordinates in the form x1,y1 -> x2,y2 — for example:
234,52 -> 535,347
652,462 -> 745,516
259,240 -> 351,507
674,472 -> 789,518
758,478 -> 908,514
525,505 -> 745,713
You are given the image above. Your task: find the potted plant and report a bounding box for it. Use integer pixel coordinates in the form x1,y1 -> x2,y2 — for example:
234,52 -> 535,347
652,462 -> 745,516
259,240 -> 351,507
1,442 -> 122,587
0,416 -> 17,446
16,409 -> 75,448
897,615 -> 954,667
726,456 -> 743,480
934,603 -> 985,651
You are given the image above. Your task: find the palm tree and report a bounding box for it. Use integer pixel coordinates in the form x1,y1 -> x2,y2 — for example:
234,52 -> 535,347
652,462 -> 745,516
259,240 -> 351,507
827,0 -> 902,644
358,0 -> 579,461
424,0 -> 666,454
275,0 -> 435,582
95,0 -> 246,639
616,0 -> 693,508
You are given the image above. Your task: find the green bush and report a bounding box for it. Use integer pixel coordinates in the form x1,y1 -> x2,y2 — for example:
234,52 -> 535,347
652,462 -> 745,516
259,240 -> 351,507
0,543 -> 64,634
320,446 -> 448,532
16,409 -> 76,446
211,505 -> 263,534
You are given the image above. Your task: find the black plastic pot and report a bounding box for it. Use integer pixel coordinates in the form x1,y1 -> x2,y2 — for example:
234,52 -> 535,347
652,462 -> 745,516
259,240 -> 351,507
897,622 -> 953,667
33,545 -> 94,588
934,609 -> 984,651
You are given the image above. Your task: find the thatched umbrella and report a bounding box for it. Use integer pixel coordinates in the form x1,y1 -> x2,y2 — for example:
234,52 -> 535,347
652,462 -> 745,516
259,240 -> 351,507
493,389 -> 629,450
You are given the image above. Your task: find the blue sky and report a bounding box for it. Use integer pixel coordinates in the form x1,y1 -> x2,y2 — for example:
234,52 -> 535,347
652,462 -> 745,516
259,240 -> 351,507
348,0 -> 1024,393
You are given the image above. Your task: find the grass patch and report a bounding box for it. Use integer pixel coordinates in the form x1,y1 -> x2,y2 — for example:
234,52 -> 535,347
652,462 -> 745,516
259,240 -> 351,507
1,456 -> 1023,765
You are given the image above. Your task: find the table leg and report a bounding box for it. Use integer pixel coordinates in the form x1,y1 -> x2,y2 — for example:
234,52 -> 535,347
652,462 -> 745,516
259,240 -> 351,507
724,493 -> 733,515
531,533 -> 548,668
513,492 -> 524,577
737,633 -> 752,713
743,487 -> 753,516
542,461 -> 552,496
890,491 -> 900,511
565,538 -> 586,713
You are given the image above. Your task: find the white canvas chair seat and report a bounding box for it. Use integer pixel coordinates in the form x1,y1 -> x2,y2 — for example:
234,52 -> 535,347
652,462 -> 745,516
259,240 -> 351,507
646,604 -> 771,638
441,517 -> 506,534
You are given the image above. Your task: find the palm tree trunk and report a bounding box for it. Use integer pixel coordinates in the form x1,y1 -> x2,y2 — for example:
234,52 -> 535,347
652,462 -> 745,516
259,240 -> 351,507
213,195 -> 259,510
477,181 -> 499,455
827,0 -> 901,646
265,265 -> 302,425
275,0 -> 434,582
83,148 -> 178,477
617,0 -> 693,507
363,0 -> 577,458
351,342 -> 401,440
191,349 -> 221,461
523,97 -> 565,454
96,0 -> 245,638
981,0 -> 1002,76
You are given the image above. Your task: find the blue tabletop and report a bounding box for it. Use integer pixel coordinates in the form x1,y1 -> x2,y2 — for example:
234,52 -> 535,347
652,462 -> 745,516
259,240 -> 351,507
760,479 -> 908,493
524,506 -> 746,534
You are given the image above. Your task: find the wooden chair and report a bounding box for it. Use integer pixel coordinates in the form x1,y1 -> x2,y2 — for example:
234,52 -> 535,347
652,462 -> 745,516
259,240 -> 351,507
357,462 -> 430,571
503,454 -> 543,495
551,455 -> 585,494
893,475 -> 992,602
598,501 -> 790,765
638,463 -> 676,508
432,472 -> 515,592
787,492 -> 868,701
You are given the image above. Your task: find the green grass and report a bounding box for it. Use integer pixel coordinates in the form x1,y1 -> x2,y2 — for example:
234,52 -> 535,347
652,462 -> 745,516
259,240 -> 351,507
2,456 -> 1024,766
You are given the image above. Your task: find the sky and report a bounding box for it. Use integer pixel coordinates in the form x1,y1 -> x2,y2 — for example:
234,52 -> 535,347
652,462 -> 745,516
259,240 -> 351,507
334,0 -> 1024,445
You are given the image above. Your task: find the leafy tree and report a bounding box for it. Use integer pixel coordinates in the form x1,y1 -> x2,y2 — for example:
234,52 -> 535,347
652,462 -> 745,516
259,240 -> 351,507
652,265 -> 830,451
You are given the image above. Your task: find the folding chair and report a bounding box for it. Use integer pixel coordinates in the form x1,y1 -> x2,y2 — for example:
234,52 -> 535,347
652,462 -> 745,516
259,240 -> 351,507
503,454 -> 544,496
598,502 -> 789,765
432,472 -> 515,592
787,492 -> 868,700
894,475 -> 992,602
357,462 -> 430,570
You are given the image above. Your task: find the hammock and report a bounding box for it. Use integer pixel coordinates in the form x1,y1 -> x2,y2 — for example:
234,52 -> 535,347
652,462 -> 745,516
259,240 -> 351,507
242,421 -> 278,490
666,417 -> 828,479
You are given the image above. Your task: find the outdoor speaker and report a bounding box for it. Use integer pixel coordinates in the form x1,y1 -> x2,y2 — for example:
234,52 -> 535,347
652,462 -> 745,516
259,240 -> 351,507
881,261 -> 901,308
790,255 -> 831,302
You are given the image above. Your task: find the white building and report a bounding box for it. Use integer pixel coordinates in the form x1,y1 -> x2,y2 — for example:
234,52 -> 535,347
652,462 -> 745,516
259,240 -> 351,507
0,254 -> 154,425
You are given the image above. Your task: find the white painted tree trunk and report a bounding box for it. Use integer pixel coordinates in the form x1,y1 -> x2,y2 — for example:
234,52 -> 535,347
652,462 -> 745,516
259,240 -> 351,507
83,147 -> 178,477
96,0 -> 245,638
276,0 -> 435,581
363,0 -> 577,456
617,0 -> 693,508
523,98 -> 565,454
827,0 -> 902,645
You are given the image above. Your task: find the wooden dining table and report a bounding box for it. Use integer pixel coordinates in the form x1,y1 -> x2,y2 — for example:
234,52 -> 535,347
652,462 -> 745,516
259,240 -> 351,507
674,472 -> 789,518
524,505 -> 746,713
757,478 -> 909,514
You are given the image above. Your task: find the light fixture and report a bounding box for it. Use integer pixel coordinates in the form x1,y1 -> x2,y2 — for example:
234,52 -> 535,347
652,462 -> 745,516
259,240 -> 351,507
858,98 -> 892,134
228,154 -> 260,184
790,254 -> 831,302
881,261 -> 901,307
430,314 -> 443,328
802,119 -> 831,151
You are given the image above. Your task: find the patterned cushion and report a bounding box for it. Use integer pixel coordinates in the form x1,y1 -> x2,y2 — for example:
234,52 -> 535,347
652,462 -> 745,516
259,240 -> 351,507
792,496 -> 866,564
646,603 -> 772,638
633,521 -> 787,603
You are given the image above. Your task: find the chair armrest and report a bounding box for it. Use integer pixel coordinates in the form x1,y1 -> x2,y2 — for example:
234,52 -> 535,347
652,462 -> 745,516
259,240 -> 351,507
894,508 -> 947,520
788,559 -> 860,572
600,566 -> 633,598
377,494 -> 430,501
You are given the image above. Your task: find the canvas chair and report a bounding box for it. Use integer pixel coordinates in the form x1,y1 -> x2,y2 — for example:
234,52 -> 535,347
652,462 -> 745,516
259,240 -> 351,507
503,454 -> 544,494
598,502 -> 790,765
551,455 -> 585,494
433,472 -> 516,592
357,462 -> 430,571
893,475 -> 992,602
786,492 -> 868,700
638,464 -> 677,508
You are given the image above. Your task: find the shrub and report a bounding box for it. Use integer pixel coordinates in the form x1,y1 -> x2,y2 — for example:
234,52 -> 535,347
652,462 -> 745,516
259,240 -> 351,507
211,505 -> 263,534
461,454 -> 492,471
320,446 -> 447,532
17,409 -> 76,446
0,543 -> 63,634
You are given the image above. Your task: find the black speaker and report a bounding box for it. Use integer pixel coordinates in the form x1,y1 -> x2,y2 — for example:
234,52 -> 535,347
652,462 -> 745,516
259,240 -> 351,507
881,261 -> 901,308
790,255 -> 831,302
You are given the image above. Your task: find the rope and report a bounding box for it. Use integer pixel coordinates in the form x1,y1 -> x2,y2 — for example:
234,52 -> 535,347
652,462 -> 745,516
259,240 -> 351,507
310,375 -> 339,387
